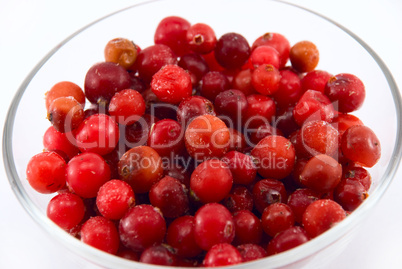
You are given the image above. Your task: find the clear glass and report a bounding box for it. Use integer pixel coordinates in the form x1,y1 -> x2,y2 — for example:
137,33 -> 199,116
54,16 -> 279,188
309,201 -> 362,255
3,0 -> 401,268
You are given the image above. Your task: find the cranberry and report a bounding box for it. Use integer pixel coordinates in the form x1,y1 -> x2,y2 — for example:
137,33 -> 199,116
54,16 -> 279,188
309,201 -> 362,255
222,151 -> 257,185
331,113 -> 364,138
223,185 -> 254,213
247,122 -> 283,146
214,89 -> 248,124
45,81 -> 86,111
287,188 -> 320,223
178,53 -> 210,84
252,178 -> 287,213
289,40 -> 319,73
227,128 -> 247,152
266,226 -> 309,255
108,89 -> 145,125
135,44 -> 177,83
47,96 -> 84,133
119,204 -> 166,252
233,210 -> 263,245
334,177 -> 368,211
96,179 -> 135,220
43,126 -> 79,160
237,244 -> 267,262
104,37 -> 138,69
124,114 -> 159,147
249,45 -> 280,69
166,215 -> 203,258
243,94 -> 276,128
47,193 -> 85,230
194,203 -> 235,250
154,16 -> 191,56
149,176 -> 189,218
203,243 -> 243,267
200,71 -> 231,101
118,146 -> 164,193
251,64 -> 281,95
251,135 -> 296,179
176,95 -> 215,127
84,62 -> 131,105
261,203 -> 295,237
26,151 -> 66,194
341,125 -> 381,167
190,159 -> 233,203
302,199 -> 346,238
215,32 -> 250,69
251,32 -> 291,68
142,87 -> 178,120
342,166 -> 372,191
272,69 -> 303,109
325,73 -> 366,113
81,216 -> 120,254
301,69 -> 332,93
232,69 -> 257,96
184,114 -> 230,160
186,23 -> 217,54
139,244 -> 178,266
147,119 -> 185,158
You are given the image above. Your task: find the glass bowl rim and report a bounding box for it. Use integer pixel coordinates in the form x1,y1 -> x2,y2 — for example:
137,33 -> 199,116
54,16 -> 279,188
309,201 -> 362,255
3,0 -> 402,268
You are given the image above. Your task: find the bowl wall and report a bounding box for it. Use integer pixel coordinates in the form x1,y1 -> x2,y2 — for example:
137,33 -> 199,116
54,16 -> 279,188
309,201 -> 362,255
4,0 -> 401,268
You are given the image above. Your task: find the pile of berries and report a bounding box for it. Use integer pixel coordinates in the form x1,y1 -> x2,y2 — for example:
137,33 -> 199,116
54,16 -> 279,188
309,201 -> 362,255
26,15 -> 381,267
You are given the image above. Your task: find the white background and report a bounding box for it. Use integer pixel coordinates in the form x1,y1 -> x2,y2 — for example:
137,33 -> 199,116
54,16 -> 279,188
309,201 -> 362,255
1,0 -> 402,268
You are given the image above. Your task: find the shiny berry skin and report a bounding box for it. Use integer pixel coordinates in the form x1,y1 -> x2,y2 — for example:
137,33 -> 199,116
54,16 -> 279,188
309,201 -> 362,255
139,244 -> 178,266
203,243 -> 243,267
331,113 -> 363,138
149,176 -> 189,218
252,178 -> 287,213
301,70 -> 332,93
223,185 -> 254,213
302,199 -> 346,238
194,203 -> 235,250
184,114 -> 230,160
176,96 -> 215,127
154,16 -> 191,56
251,135 -> 296,179
266,226 -> 309,255
84,62 -> 131,105
200,71 -> 231,101
108,89 -> 145,125
249,45 -> 280,69
299,154 -> 342,193
342,166 -> 372,191
96,179 -> 135,220
222,151 -> 257,185
325,73 -> 366,113
251,64 -> 281,95
124,114 -> 159,147
119,204 -> 166,252
147,119 -> 185,157
272,69 -> 303,109
166,215 -> 203,258
287,188 -> 320,223
243,94 -> 276,128
341,125 -> 381,168
233,210 -> 263,245
293,89 -> 335,126
104,37 -> 138,69
215,32 -> 251,70
151,64 -> 192,104
237,244 -> 267,262
26,151 -> 66,194
296,120 -> 339,158
228,128 -> 247,152
248,122 -> 283,146
214,89 -> 248,124
274,105 -> 299,137
74,114 -> 120,156
47,96 -> 84,133
251,32 -> 291,68
66,152 -> 111,198
118,146 -> 164,193
334,177 -> 368,211
45,81 -> 85,111
43,126 -> 79,160
80,216 -> 120,254
135,44 -> 178,83
232,69 -> 257,96
178,53 -> 210,84
46,193 -> 85,230
289,40 -> 319,73
186,23 -> 217,54
261,203 -> 295,237
190,159 -> 233,203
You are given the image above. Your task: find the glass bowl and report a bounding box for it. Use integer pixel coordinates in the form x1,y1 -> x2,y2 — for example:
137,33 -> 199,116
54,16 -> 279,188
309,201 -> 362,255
3,0 -> 401,268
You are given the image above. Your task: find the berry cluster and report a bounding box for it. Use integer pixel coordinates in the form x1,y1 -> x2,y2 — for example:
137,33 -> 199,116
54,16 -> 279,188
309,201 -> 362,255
26,15 -> 381,267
